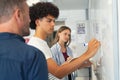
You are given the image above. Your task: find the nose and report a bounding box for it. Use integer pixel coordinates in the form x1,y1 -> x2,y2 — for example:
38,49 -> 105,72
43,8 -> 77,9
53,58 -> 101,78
65,35 -> 69,39
51,20 -> 55,26
67,36 -> 70,39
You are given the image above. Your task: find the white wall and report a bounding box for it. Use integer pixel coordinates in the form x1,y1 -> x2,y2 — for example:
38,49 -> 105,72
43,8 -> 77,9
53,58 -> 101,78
118,0 -> 120,79
89,0 -> 119,80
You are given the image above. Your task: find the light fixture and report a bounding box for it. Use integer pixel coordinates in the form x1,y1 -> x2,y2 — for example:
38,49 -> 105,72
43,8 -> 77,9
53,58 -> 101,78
27,0 -> 40,6
47,0 -> 54,2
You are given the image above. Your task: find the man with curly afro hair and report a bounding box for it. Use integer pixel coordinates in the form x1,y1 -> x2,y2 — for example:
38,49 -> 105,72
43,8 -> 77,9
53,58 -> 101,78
28,2 -> 100,80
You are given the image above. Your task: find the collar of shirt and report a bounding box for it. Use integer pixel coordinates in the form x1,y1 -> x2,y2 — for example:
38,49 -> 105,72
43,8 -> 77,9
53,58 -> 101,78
0,32 -> 25,42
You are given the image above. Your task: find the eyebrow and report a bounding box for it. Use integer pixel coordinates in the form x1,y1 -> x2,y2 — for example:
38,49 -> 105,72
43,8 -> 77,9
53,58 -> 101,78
45,17 -> 55,21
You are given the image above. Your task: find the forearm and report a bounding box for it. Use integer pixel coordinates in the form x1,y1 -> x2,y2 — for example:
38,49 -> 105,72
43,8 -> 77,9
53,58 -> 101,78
53,51 -> 90,79
48,39 -> 100,79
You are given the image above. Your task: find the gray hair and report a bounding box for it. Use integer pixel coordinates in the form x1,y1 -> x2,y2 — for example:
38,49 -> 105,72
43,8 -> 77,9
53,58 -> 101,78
0,0 -> 26,23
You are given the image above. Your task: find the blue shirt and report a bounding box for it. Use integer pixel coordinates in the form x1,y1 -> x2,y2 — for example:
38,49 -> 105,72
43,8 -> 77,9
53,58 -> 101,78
0,33 -> 48,80
50,43 -> 74,80
51,43 -> 73,65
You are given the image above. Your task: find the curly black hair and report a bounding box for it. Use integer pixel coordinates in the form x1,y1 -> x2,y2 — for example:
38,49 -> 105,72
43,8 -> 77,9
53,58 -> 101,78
29,2 -> 59,29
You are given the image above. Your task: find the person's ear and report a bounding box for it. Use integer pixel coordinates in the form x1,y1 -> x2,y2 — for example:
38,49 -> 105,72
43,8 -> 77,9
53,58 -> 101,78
58,33 -> 60,37
35,19 -> 40,26
14,9 -> 22,23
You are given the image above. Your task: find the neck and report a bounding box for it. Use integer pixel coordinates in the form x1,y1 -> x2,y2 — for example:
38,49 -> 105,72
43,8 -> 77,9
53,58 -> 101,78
34,28 -> 47,40
0,21 -> 20,35
58,41 -> 65,47
58,41 -> 67,53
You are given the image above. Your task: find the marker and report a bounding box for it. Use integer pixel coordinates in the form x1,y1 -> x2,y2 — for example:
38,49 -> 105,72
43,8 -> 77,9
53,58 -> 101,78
84,43 -> 88,46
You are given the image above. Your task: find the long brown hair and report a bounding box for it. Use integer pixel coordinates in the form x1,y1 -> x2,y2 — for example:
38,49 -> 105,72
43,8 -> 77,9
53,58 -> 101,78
52,26 -> 71,47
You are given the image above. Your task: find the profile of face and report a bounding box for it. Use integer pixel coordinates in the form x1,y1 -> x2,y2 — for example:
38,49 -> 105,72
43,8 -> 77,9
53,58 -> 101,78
38,15 -> 55,35
20,2 -> 30,36
58,29 -> 71,43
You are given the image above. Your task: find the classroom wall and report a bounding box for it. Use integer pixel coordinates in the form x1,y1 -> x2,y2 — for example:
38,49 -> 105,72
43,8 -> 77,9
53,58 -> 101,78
89,0 -> 118,80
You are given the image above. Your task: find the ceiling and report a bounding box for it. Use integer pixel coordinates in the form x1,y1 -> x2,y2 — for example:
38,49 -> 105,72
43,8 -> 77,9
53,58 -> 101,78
52,0 -> 89,10
27,0 -> 89,10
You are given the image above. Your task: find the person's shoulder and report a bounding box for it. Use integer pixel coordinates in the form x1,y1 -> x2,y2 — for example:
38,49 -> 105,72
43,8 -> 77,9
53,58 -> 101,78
26,44 -> 44,54
50,43 -> 57,49
22,43 -> 45,60
67,46 -> 71,49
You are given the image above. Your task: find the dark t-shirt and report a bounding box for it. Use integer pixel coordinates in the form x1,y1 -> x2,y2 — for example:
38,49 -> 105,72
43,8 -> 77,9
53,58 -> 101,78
62,52 -> 71,80
62,52 -> 69,61
0,33 -> 48,80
